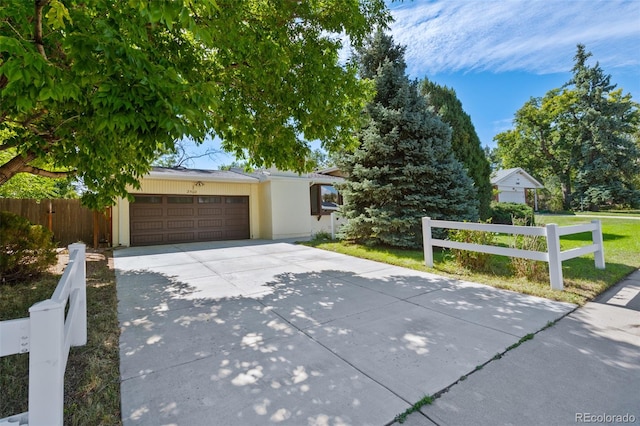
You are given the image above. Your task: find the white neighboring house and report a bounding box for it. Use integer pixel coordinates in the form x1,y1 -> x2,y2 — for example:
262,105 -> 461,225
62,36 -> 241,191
491,167 -> 544,210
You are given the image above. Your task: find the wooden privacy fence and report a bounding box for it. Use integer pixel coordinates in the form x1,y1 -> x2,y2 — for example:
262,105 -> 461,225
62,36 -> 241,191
0,198 -> 111,247
0,244 -> 87,426
422,217 -> 605,290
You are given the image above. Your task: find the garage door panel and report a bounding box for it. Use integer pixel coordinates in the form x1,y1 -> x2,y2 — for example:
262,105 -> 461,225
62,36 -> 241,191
131,234 -> 164,245
167,207 -> 195,216
198,231 -> 224,240
167,232 -> 195,242
197,207 -> 223,216
167,220 -> 195,229
198,219 -> 223,228
130,194 -> 249,246
132,220 -> 164,231
132,208 -> 163,218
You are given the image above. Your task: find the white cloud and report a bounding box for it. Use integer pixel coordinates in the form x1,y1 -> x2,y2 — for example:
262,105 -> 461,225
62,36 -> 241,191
388,0 -> 640,76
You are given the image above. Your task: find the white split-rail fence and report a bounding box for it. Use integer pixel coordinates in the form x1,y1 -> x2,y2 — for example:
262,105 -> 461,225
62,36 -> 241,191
0,243 -> 87,426
422,218 -> 605,290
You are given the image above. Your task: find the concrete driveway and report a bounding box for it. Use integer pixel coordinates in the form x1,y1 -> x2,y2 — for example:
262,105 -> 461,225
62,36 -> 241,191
114,240 -> 575,425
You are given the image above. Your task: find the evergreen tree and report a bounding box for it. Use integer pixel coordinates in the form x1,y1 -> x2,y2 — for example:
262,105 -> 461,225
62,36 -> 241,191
569,45 -> 640,209
338,32 -> 478,249
420,80 -> 493,219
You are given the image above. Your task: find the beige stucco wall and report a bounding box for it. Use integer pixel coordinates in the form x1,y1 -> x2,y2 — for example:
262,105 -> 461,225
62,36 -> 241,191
112,178 -> 262,246
268,178 -> 312,239
310,213 -> 346,237
259,181 -> 273,240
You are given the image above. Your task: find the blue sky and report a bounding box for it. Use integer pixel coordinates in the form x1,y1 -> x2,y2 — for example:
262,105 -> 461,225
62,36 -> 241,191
188,0 -> 640,169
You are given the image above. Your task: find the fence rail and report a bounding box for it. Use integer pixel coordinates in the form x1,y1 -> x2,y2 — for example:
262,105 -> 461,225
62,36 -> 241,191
422,217 -> 605,290
0,244 -> 87,426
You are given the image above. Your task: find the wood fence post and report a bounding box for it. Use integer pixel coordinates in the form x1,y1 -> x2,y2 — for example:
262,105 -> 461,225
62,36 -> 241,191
591,220 -> 605,270
422,217 -> 434,267
29,300 -> 65,426
546,223 -> 564,290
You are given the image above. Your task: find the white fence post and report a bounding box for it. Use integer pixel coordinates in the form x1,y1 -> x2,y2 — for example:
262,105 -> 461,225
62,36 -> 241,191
29,299 -> 65,426
546,223 -> 564,290
592,220 -> 605,270
69,243 -> 87,346
422,217 -> 434,267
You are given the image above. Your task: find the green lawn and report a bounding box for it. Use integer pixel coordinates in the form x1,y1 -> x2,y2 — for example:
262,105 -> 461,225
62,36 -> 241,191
0,250 -> 121,425
304,215 -> 640,305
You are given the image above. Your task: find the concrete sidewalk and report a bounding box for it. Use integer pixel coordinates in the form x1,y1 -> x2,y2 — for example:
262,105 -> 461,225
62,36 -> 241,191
403,270 -> 640,425
115,240 -> 575,425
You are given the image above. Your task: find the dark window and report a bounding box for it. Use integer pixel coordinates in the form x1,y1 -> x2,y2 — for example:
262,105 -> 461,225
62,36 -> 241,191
310,184 -> 341,215
134,196 -> 162,204
167,196 -> 193,204
226,197 -> 247,204
198,196 -> 222,204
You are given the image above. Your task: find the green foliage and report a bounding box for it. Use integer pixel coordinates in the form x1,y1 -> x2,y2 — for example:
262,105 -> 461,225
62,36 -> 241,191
490,202 -> 535,226
509,218 -> 548,281
448,223 -> 496,271
420,79 -> 493,219
0,211 -> 57,284
495,44 -> 640,210
1,0 -> 390,208
338,32 -> 478,249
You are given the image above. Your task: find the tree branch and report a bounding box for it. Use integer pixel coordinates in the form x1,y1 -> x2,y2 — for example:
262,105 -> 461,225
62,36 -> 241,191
0,150 -> 72,185
22,165 -> 70,179
34,0 -> 49,60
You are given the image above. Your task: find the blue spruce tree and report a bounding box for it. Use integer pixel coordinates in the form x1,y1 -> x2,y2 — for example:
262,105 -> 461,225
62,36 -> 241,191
338,32 -> 478,248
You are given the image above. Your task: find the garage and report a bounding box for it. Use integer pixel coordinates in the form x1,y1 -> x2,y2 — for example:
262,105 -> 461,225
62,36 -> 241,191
129,194 -> 249,246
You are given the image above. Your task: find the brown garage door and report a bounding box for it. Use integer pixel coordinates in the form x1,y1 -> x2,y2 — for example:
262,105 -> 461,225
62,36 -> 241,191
129,195 -> 249,246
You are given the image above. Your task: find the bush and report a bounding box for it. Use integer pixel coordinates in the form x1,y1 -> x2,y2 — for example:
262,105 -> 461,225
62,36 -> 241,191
509,217 -> 548,281
0,211 -> 57,284
448,222 -> 496,271
490,202 -> 535,226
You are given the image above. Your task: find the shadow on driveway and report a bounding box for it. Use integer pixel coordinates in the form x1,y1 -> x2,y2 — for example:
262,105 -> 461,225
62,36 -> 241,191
115,241 -> 575,425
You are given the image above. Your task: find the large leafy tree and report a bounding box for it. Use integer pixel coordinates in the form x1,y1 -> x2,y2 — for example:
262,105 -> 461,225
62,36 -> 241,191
496,45 -> 639,210
1,0 -> 389,208
338,32 -> 478,249
420,79 -> 492,219
494,88 -> 576,208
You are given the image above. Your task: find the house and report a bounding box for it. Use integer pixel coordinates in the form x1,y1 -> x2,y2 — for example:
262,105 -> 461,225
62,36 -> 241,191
491,167 -> 544,210
111,167 -> 345,247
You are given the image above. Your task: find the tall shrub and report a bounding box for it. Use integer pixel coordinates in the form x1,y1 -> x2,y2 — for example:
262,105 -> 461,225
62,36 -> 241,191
1,211 -> 57,284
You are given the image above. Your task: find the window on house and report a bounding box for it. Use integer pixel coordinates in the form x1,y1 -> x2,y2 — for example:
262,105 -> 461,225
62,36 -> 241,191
310,184 -> 342,215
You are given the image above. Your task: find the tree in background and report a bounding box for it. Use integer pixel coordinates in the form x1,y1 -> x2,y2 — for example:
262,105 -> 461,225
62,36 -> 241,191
495,45 -> 639,210
1,1 -> 389,208
338,32 -> 478,249
420,80 -> 492,219
569,46 -> 640,209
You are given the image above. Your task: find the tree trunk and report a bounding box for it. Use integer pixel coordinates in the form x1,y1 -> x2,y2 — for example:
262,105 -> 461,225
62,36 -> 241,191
560,175 -> 572,211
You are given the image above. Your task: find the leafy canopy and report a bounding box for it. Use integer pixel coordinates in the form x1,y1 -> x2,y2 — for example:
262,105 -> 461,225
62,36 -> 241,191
0,0 -> 390,208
